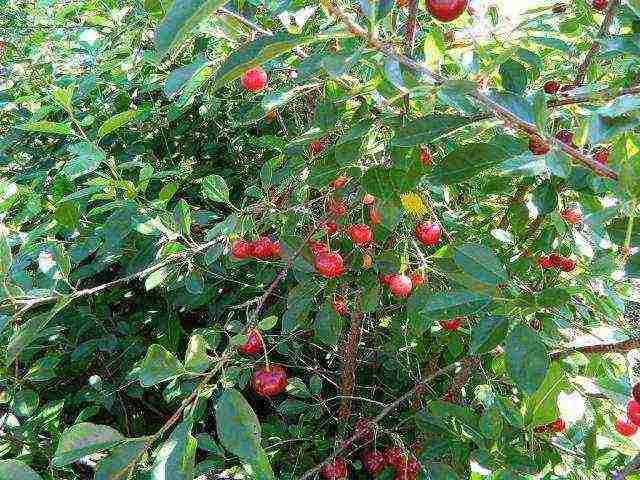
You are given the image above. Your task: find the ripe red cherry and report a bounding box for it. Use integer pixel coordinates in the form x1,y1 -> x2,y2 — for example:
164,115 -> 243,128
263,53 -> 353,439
320,458 -> 348,479
231,239 -> 250,259
561,208 -> 581,225
389,274 -> 413,297
441,317 -> 462,330
594,148 -> 609,165
308,240 -> 328,256
320,221 -> 338,236
559,258 -> 576,272
329,201 -> 347,217
627,400 -> 640,426
555,129 -> 574,145
354,418 -> 373,442
551,418 -> 566,432
633,383 -> 640,403
552,2 -> 567,13
420,148 -> 431,166
537,255 -> 553,269
616,419 -> 638,437
331,299 -> 348,317
241,67 -> 267,92
385,446 -> 405,468
415,222 -> 441,246
410,272 -> 425,286
369,208 -> 381,225
378,273 -> 392,285
346,224 -> 373,246
362,450 -> 386,475
310,139 -> 324,155
249,236 -> 273,259
543,80 -> 560,94
549,253 -> 564,268
331,174 -> 349,190
315,252 -> 344,278
251,364 -> 287,397
529,135 -> 550,155
239,329 -> 263,356
426,0 -> 468,22
362,194 -> 376,205
592,0 -> 607,11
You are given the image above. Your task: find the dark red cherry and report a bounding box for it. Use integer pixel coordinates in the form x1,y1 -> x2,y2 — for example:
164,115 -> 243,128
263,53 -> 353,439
543,80 -> 560,94
414,222 -> 441,246
529,135 -> 550,155
426,0 -> 468,22
320,458 -> 347,479
314,252 -> 344,278
362,450 -> 387,475
251,364 -> 287,397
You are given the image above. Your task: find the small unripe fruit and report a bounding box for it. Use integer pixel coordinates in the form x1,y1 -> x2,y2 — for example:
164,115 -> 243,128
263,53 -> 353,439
331,174 -> 349,190
615,419 -> 638,437
415,222 -> 441,246
369,208 -> 381,225
426,0 -> 468,22
537,255 -> 553,269
389,274 -> 413,297
309,139 -> 324,155
627,400 -> 640,426
315,252 -> 344,278
441,317 -> 462,330
361,450 -> 386,475
251,364 -> 287,397
420,148 -> 431,167
241,67 -> 268,92
239,329 -> 263,356
543,80 -> 560,94
321,458 -> 348,479
594,148 -> 609,165
551,418 -> 566,432
561,208 -> 581,225
529,135 -> 550,155
362,193 -> 376,205
231,239 -> 250,259
346,223 -> 373,246
555,129 -> 574,145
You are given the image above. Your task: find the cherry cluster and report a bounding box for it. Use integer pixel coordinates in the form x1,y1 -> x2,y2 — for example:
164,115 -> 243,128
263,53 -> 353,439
537,253 -> 576,273
615,383 -> 640,437
231,236 -> 280,260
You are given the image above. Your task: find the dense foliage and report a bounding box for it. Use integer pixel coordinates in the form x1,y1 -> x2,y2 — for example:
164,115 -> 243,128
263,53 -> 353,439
2,0 -> 640,478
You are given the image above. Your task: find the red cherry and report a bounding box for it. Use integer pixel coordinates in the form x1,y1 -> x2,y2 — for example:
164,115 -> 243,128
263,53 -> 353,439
616,419 -> 638,437
561,208 -> 581,225
369,208 -> 381,225
331,174 -> 350,190
320,458 -> 348,480
549,253 -> 564,268
385,446 -> 405,468
410,272 -> 425,286
395,456 -> 419,480
414,222 -> 441,246
308,240 -> 328,256
593,148 -> 609,165
331,299 -> 348,317
362,450 -> 386,475
329,201 -> 347,217
354,418 -> 373,442
231,239 -> 250,259
346,224 -> 373,246
241,67 -> 267,92
529,135 -> 550,155
420,148 -> 431,167
310,139 -> 324,155
239,329 -> 263,356
441,317 -> 462,330
543,80 -> 560,94
537,255 -> 553,269
559,258 -> 576,272
250,364 -> 287,397
320,222 -> 338,236
592,0 -> 607,11
378,273 -> 393,285
426,0 -> 468,22
362,194 -> 376,205
389,274 -> 413,297
627,400 -> 640,426
552,2 -> 567,13
555,129 -> 574,145
633,383 -> 640,403
249,236 -> 273,259
314,252 -> 344,278
551,418 -> 566,432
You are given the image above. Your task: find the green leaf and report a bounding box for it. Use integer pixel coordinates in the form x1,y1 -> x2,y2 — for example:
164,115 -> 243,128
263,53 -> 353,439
164,56 -> 211,98
212,33 -> 345,91
389,115 -> 473,147
11,389 -> 39,417
53,423 -> 125,467
184,334 -> 212,373
407,290 -> 491,335
145,265 -> 177,290
0,223 -> 12,277
285,378 -> 311,398
422,461 -> 460,480
152,421 -> 196,480
497,152 -> 547,177
427,144 -> 508,184
155,0 -> 232,58
505,325 -> 549,395
531,180 -> 557,215
453,243 -> 507,288
375,0 -> 394,22
525,362 -> 568,427
499,60 -> 527,94
16,121 -> 74,136
471,315 -> 511,354
95,438 -> 149,480
315,301 -> 344,346
215,389 -> 264,460
0,460 -> 43,480
423,26 -> 445,71
55,202 -> 80,230
202,174 -> 230,203
139,344 -> 185,387
63,142 -> 107,180
97,110 -> 138,140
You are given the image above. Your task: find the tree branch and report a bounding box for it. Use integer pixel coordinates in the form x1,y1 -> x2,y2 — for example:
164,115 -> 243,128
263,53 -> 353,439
549,336 -> 640,360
